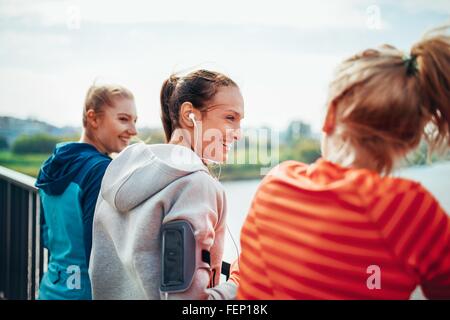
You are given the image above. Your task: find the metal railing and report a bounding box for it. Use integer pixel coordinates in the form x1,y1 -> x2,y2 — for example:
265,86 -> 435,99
0,165 -> 231,300
0,165 -> 47,300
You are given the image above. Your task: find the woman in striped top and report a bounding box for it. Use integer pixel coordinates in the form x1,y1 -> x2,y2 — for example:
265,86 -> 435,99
238,26 -> 450,299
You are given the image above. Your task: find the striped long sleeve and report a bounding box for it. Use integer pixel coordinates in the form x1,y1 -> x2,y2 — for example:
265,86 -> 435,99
237,159 -> 450,300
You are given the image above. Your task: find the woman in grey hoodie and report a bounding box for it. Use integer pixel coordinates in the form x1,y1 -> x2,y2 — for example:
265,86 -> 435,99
89,70 -> 244,299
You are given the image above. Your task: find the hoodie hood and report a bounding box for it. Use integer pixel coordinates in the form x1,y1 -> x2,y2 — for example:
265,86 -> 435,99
101,143 -> 209,213
275,158 -> 384,209
36,142 -> 110,195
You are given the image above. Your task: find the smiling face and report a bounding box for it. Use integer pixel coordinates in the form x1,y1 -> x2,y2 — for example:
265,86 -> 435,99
198,86 -> 244,163
94,97 -> 138,154
161,70 -> 244,164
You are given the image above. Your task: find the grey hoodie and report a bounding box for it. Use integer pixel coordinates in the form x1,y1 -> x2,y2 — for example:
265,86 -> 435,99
89,143 -> 237,300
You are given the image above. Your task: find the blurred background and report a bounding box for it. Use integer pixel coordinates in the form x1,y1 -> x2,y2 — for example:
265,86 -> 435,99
0,0 -> 449,299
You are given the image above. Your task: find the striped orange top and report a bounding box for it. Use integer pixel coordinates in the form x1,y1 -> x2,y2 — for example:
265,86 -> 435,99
237,159 -> 450,299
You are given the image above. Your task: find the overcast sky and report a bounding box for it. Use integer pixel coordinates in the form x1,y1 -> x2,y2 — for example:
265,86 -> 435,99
0,0 -> 449,131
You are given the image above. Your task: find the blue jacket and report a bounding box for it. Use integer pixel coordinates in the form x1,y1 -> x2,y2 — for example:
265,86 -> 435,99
35,142 -> 111,300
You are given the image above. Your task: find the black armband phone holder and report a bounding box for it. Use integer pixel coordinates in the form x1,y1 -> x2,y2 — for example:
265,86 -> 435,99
160,220 -> 232,293
160,220 -> 196,293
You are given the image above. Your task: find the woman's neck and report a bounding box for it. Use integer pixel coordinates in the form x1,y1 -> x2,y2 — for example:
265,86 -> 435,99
169,128 -> 198,151
79,130 -> 108,155
322,135 -> 383,174
337,157 -> 380,173
169,128 -> 209,166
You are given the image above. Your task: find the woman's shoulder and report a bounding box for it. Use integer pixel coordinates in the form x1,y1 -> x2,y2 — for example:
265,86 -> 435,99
184,170 -> 225,194
57,142 -> 111,161
260,160 -> 310,186
256,159 -> 422,199
272,159 -> 312,174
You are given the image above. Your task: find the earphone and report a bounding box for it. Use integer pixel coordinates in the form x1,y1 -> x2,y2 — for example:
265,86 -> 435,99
189,112 -> 200,155
189,113 -> 240,269
189,112 -> 220,165
189,112 -> 221,167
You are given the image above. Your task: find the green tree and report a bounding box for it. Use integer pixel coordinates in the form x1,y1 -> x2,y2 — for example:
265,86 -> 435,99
12,133 -> 59,154
282,138 -> 321,164
0,136 -> 8,150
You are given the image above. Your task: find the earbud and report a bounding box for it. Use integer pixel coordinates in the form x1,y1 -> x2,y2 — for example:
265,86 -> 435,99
188,113 -> 196,123
188,112 -> 222,172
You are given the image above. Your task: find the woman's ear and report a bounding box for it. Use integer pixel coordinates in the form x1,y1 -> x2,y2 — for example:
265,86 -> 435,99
85,109 -> 100,129
322,101 -> 337,134
179,102 -> 201,128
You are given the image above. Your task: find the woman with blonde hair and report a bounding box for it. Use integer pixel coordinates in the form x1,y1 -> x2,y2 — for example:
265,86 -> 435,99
36,84 -> 137,299
238,26 -> 450,299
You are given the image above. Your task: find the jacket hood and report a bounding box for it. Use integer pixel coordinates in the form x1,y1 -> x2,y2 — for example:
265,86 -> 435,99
101,143 -> 209,213
35,142 -> 109,195
276,158 -> 384,209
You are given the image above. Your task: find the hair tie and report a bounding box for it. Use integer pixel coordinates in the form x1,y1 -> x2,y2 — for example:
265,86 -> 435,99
402,54 -> 418,76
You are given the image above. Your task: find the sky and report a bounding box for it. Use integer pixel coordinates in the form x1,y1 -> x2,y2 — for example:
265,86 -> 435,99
0,0 -> 449,132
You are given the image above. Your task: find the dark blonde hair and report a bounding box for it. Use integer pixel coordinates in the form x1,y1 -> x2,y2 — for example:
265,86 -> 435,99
327,25 -> 450,173
83,84 -> 134,127
160,69 -> 237,142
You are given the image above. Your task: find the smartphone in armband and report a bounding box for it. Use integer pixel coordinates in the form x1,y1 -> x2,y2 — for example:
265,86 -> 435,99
160,220 -> 196,293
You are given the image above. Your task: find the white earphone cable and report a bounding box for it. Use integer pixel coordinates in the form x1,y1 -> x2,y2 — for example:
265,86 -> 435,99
190,113 -> 222,180
226,223 -> 240,268
190,113 -> 238,270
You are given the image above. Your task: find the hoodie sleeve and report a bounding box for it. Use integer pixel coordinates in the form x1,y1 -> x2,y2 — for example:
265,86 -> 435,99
372,184 -> 450,299
80,159 -> 111,267
160,171 -> 237,300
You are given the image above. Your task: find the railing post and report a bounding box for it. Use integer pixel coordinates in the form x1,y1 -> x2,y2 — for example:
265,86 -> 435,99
27,192 -> 35,300
5,181 -> 11,298
35,194 -> 43,300
0,179 -> 7,299
0,166 -> 44,300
